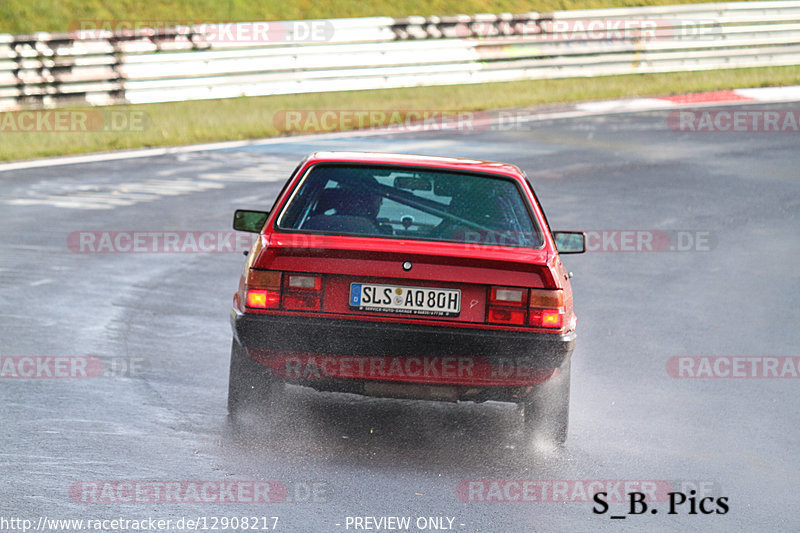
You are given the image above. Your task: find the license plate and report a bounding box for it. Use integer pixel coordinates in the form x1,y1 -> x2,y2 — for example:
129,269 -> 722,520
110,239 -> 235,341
349,283 -> 461,317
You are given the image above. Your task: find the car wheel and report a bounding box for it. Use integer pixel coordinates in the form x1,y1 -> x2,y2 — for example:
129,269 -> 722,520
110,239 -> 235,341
227,339 -> 282,419
520,358 -> 571,446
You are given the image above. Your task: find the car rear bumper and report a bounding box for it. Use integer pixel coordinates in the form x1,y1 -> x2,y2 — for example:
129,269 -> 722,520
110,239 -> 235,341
231,310 -> 575,394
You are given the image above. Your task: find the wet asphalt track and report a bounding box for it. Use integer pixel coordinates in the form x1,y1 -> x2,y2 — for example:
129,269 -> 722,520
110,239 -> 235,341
1,102 -> 799,532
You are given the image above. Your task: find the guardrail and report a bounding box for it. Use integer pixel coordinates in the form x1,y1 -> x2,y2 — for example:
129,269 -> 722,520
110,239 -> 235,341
1,1 -> 799,111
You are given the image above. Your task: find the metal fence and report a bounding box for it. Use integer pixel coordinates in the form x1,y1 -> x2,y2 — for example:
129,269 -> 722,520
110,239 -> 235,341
2,1 -> 799,111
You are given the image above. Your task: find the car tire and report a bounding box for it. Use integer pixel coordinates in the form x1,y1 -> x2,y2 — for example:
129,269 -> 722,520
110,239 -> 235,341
227,339 -> 282,420
520,358 -> 571,446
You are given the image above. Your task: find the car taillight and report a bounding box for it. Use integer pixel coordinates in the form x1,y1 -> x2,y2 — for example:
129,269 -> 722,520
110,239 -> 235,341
486,287 -> 565,328
246,289 -> 280,309
488,286 -> 527,325
282,274 -> 323,311
529,288 -> 565,328
245,270 -> 281,309
244,271 -> 324,311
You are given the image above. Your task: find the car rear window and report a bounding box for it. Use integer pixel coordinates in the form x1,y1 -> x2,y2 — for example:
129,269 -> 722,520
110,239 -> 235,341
276,164 -> 542,248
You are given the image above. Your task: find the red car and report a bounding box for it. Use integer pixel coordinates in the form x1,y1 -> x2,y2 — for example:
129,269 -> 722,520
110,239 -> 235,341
229,151 -> 585,444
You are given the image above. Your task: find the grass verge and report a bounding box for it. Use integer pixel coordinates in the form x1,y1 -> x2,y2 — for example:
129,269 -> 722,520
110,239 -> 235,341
2,0 -> 754,35
1,65 -> 798,162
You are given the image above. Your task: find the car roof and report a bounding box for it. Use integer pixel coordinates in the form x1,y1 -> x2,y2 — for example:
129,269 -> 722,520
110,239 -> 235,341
305,151 -> 524,178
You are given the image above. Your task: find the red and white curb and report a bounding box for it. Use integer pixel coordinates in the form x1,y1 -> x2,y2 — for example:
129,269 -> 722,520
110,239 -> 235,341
1,85 -> 798,172
575,85 -> 800,114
